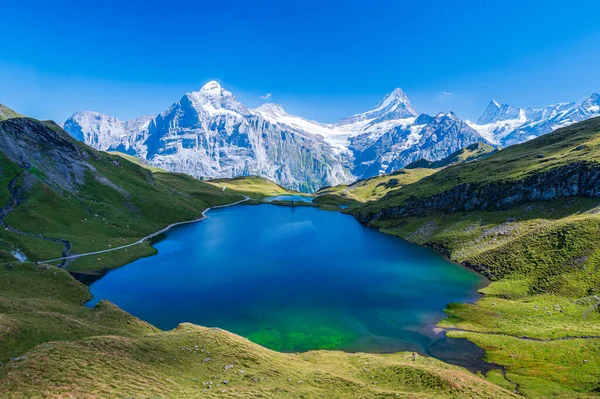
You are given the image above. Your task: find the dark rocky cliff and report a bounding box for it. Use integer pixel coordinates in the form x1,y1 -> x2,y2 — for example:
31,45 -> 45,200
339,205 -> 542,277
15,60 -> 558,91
358,161 -> 600,223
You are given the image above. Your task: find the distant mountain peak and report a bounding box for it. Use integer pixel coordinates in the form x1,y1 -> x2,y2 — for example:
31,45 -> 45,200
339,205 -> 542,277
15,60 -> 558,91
199,80 -> 222,92
337,87 -> 417,126
185,81 -> 246,115
476,99 -> 521,125
191,80 -> 231,99
64,82 -> 600,192
469,92 -> 600,146
579,92 -> 600,106
374,88 -> 410,109
65,111 -> 153,127
432,111 -> 459,122
64,111 -> 121,130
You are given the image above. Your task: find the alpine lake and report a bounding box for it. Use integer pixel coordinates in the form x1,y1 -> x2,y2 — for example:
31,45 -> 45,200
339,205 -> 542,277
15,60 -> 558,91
86,198 -> 491,371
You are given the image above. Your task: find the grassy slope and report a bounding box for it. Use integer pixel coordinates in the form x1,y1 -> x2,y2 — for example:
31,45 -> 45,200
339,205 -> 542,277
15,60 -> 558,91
0,118 -> 244,273
208,175 -> 299,199
107,150 -> 166,173
315,168 -> 439,204
405,142 -> 497,169
0,263 -> 156,364
0,104 -> 21,121
356,119 -> 600,398
0,263 -> 515,399
314,142 -> 496,204
361,117 -> 600,214
371,200 -> 600,397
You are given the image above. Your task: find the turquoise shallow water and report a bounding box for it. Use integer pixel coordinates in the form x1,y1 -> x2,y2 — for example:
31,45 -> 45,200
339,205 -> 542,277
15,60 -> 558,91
87,204 -> 487,364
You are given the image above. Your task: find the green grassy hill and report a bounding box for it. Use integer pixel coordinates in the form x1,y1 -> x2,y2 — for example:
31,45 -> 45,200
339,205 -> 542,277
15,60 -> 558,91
0,117 -> 244,274
352,117 -> 600,398
405,142 -> 497,169
107,150 -> 166,173
315,167 -> 438,204
0,104 -> 21,121
209,175 -> 299,199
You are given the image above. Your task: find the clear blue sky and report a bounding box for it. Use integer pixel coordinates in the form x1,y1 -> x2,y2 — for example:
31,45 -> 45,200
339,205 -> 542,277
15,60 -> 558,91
2,0 -> 600,123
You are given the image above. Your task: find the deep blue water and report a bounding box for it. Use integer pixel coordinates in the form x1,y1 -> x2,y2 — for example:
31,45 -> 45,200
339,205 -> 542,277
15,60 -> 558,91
87,204 -> 487,364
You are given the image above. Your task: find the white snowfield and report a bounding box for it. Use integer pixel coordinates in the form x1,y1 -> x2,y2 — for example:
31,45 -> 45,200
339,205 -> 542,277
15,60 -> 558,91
62,81 -> 599,192
467,93 -> 600,145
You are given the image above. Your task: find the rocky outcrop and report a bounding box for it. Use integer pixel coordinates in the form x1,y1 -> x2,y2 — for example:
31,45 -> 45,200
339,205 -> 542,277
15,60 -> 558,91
0,118 -> 93,193
0,118 -> 131,197
358,161 -> 600,222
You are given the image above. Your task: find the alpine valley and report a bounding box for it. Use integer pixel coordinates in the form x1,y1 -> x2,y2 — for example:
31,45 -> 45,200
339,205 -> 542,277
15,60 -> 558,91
63,82 -> 600,192
3,98 -> 600,398
7,0 -> 600,397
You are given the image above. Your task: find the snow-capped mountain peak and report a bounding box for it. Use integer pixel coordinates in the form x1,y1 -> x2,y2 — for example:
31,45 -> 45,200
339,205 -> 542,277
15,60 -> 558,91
476,99 -> 501,124
476,100 -> 521,125
578,92 -> 600,114
198,80 -> 223,93
64,111 -> 153,137
253,103 -> 287,117
185,81 -> 247,116
191,80 -> 231,101
374,88 -> 411,110
337,87 -> 418,127
64,81 -> 488,192
251,102 -> 349,153
469,92 -> 600,145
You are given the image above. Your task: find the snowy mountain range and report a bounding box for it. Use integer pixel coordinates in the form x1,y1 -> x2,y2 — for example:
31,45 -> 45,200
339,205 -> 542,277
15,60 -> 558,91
467,93 -> 600,146
62,82 -> 599,192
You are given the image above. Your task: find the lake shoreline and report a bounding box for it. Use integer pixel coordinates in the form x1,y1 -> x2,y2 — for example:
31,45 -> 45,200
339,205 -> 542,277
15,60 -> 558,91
350,221 -> 510,376
42,196 -> 250,270
70,194 -> 498,375
83,200 -> 497,373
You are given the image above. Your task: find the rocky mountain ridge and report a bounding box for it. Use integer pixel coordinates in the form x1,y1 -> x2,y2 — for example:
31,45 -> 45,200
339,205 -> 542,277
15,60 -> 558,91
62,82 -> 487,191
62,82 -> 600,192
468,93 -> 600,145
